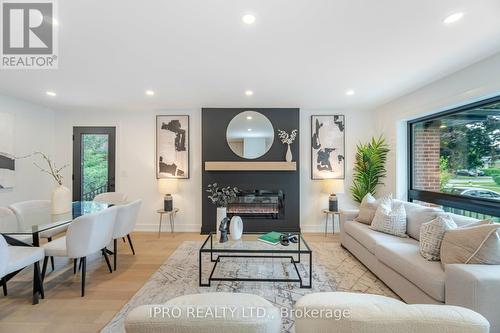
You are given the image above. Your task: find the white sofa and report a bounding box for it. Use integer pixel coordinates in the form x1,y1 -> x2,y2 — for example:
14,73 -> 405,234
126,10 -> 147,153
295,292 -> 490,333
339,201 -> 500,333
124,292 -> 281,333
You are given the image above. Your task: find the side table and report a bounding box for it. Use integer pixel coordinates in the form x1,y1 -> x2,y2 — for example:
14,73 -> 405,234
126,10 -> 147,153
157,208 -> 179,237
322,209 -> 339,236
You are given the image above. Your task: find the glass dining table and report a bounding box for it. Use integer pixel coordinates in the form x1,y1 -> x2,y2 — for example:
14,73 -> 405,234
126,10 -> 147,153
1,201 -> 109,247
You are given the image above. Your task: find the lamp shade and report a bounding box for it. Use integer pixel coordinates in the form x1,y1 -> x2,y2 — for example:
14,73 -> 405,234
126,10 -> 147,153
322,179 -> 344,194
158,179 -> 178,195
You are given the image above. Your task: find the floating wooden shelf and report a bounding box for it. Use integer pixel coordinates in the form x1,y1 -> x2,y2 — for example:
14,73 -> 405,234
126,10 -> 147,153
204,161 -> 296,171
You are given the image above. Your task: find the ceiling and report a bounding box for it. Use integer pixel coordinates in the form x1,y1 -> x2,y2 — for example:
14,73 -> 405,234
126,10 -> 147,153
1,0 -> 500,112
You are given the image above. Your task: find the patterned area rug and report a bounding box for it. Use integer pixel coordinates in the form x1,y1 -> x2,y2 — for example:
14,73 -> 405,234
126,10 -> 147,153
101,240 -> 398,333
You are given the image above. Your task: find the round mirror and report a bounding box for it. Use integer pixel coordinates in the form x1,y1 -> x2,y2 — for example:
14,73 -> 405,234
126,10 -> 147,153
226,111 -> 274,159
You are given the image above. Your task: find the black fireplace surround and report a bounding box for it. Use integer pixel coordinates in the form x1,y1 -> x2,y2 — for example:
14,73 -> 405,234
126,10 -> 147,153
202,108 -> 300,234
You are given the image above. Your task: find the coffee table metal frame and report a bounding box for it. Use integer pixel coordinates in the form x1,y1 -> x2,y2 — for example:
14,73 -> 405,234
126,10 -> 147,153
199,232 -> 312,288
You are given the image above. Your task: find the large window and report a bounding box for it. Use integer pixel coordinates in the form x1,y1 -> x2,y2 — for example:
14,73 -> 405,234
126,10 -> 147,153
408,96 -> 500,219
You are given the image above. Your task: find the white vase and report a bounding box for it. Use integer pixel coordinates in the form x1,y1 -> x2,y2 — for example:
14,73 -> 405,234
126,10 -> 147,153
229,216 -> 243,240
216,207 -> 227,240
52,185 -> 72,214
286,144 -> 293,162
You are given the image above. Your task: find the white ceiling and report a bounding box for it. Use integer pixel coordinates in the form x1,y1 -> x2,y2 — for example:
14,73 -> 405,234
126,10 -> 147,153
1,0 -> 500,112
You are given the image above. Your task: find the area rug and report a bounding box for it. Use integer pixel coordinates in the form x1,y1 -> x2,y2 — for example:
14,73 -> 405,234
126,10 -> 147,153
101,240 -> 398,333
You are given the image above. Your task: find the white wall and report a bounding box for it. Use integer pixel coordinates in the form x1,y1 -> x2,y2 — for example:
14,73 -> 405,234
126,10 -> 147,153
0,95 -> 55,206
53,108 -> 374,232
300,109 -> 376,232
54,109 -> 202,232
374,52 -> 500,200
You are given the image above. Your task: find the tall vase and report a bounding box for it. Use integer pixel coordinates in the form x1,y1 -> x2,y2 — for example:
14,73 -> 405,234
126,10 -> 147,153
216,207 -> 227,241
52,185 -> 72,214
286,144 -> 293,162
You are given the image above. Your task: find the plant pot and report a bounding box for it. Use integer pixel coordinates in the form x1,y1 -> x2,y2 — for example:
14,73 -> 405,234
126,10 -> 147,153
229,216 -> 243,240
216,207 -> 227,240
286,144 -> 293,162
52,185 -> 72,214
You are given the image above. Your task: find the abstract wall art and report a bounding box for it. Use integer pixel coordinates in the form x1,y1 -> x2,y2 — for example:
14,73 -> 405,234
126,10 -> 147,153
311,115 -> 345,180
0,113 -> 15,189
156,115 -> 189,179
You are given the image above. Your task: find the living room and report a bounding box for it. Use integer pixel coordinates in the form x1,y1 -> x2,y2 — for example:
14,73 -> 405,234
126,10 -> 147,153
0,1 -> 499,332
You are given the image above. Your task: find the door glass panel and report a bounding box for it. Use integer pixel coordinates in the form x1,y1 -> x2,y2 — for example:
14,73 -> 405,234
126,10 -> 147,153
81,134 -> 109,201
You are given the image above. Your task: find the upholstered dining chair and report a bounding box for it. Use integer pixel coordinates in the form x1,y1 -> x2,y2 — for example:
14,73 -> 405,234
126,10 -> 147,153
0,207 -> 32,244
93,192 -> 128,206
41,206 -> 118,297
112,200 -> 141,270
9,200 -> 68,271
0,235 -> 45,304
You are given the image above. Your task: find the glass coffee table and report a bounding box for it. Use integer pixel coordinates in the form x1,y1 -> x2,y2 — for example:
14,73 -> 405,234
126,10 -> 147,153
199,233 -> 312,288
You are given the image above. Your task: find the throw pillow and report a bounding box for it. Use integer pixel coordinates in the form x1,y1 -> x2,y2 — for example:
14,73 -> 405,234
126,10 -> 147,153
355,193 -> 388,225
440,224 -> 500,266
370,197 -> 407,238
419,215 -> 457,261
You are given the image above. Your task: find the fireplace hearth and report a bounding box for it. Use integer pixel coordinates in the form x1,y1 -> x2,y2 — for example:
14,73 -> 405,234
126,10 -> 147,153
227,190 -> 284,219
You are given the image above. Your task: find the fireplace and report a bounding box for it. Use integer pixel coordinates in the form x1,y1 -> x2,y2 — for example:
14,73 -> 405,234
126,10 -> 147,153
227,190 -> 284,219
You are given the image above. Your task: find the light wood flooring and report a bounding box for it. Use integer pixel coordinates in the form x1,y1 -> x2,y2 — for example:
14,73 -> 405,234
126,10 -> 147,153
0,232 -> 338,333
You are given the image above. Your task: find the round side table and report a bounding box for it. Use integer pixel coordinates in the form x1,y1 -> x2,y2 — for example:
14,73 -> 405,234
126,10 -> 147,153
157,208 -> 179,237
322,209 -> 340,236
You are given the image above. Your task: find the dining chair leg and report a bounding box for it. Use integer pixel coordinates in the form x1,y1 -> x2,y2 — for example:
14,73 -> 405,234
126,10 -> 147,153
102,249 -> 113,273
78,258 -> 83,272
81,257 -> 86,297
34,261 -> 44,300
1,278 -> 7,296
127,234 -> 135,255
47,237 -> 55,271
41,256 -> 49,281
32,262 -> 41,304
73,259 -> 77,274
113,239 -> 117,271
122,237 -> 126,243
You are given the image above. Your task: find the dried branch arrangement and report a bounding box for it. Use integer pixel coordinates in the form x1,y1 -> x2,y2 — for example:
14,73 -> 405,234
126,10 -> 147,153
32,152 -> 68,186
277,129 -> 298,145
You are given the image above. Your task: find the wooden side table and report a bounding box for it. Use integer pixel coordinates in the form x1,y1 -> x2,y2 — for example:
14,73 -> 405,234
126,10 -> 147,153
322,209 -> 340,236
157,208 -> 179,237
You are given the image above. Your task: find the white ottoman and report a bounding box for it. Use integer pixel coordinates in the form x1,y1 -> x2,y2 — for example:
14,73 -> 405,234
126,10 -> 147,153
125,292 -> 281,333
294,292 -> 490,333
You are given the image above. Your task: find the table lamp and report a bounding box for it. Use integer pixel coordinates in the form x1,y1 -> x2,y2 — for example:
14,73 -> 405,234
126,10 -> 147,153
322,179 -> 344,212
158,179 -> 178,212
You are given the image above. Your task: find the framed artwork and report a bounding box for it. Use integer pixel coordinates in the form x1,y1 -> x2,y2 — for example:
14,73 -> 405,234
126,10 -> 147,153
311,115 -> 345,180
0,113 -> 15,189
156,115 -> 189,179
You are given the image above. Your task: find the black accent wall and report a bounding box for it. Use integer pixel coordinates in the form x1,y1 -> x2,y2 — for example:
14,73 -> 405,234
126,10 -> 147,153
202,108 -> 300,234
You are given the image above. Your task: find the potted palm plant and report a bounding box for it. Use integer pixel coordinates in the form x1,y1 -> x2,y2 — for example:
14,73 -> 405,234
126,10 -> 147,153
351,136 -> 389,203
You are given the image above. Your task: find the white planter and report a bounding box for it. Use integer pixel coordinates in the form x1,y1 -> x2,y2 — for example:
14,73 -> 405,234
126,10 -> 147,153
286,144 -> 293,162
229,216 -> 243,240
216,207 -> 227,240
52,185 -> 72,214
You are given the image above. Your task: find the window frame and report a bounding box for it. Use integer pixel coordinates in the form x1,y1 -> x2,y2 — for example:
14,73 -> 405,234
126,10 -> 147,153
407,95 -> 500,217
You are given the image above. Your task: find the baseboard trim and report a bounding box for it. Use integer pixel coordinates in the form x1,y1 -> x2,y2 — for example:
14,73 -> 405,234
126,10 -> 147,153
134,224 -> 201,233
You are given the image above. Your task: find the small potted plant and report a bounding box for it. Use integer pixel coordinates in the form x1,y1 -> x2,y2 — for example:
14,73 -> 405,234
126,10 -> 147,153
206,183 -> 239,239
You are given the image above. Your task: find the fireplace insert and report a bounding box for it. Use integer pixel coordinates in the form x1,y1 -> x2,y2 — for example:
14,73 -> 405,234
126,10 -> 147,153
227,189 -> 284,219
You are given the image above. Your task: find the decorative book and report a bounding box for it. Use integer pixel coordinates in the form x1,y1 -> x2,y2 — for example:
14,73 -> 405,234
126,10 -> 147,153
258,231 -> 282,245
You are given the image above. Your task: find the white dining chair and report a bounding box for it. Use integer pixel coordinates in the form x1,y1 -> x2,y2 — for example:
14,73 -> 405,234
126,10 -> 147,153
0,235 -> 45,304
41,206 -> 117,297
112,200 -> 141,270
0,207 -> 32,244
9,200 -> 68,271
93,192 -> 128,206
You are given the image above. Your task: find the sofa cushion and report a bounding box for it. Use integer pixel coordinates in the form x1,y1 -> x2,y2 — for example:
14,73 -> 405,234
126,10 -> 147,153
420,215 -> 457,261
375,241 -> 446,302
344,220 -> 415,254
402,201 -> 443,240
370,197 -> 408,238
355,193 -> 379,225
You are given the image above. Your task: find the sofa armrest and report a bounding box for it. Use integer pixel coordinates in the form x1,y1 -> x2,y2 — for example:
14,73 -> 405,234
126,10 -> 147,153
339,209 -> 359,232
446,264 -> 500,333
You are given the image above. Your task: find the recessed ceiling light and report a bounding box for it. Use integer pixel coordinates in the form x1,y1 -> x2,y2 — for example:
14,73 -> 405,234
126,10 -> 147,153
46,91 -> 56,97
245,90 -> 254,96
145,90 -> 155,96
247,128 -> 252,131
242,14 -> 256,25
443,12 -> 464,24
246,116 -> 253,120
345,89 -> 355,96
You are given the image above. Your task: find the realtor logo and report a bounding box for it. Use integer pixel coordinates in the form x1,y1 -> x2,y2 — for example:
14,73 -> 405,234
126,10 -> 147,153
1,0 -> 58,69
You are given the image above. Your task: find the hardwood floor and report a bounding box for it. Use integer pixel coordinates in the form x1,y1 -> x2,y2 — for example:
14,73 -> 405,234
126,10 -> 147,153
0,232 -> 338,333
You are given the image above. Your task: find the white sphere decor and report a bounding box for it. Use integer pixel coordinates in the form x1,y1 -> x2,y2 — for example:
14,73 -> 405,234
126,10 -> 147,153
230,216 -> 243,240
